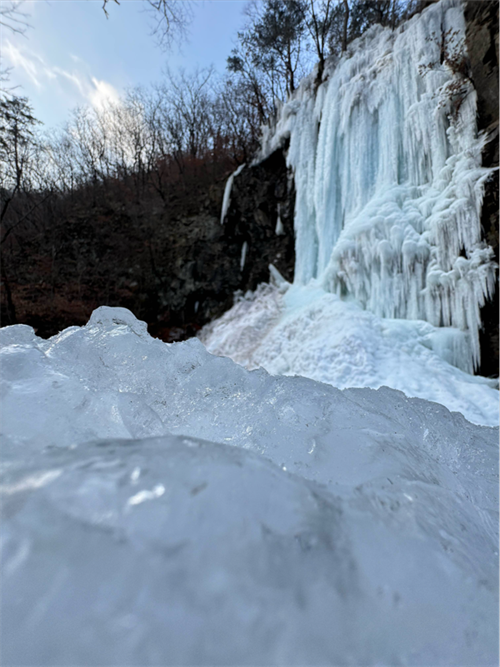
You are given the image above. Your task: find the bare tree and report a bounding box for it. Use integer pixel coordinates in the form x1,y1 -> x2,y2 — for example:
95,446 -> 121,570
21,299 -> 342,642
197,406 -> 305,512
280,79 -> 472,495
348,0 -> 394,42
157,68 -> 215,170
227,48 -> 272,126
0,95 -> 44,324
214,76 -> 266,162
0,1 -> 32,92
234,0 -> 308,101
0,0 -> 30,35
301,0 -> 336,81
101,0 -> 193,49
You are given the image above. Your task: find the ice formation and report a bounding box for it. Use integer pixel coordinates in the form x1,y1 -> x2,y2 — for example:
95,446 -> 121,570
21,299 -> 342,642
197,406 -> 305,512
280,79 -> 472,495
200,281 -> 499,427
220,163 -> 245,224
202,0 -> 499,426
258,0 -> 496,372
275,204 -> 285,235
240,240 -> 248,270
1,307 -> 498,665
1,2 -> 499,664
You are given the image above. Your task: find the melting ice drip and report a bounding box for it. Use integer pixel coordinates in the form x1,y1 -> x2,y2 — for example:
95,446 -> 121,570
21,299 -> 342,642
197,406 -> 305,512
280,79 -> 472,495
260,0 -> 496,373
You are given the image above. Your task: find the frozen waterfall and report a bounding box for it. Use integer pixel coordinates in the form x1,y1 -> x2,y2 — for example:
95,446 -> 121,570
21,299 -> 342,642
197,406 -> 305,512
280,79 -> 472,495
203,0 -> 498,425
260,0 -> 496,373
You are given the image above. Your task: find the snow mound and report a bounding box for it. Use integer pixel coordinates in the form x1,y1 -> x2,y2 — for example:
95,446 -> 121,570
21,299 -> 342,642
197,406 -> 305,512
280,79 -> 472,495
1,307 -> 498,666
200,282 -> 499,427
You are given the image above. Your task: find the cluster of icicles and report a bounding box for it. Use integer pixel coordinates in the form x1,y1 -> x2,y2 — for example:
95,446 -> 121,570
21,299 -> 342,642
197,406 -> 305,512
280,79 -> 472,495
254,0 -> 496,373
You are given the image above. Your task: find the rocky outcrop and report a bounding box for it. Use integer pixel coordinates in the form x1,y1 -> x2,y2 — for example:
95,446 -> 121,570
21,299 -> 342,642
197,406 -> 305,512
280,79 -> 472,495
465,0 -> 499,377
149,148 -> 295,340
221,148 -> 296,286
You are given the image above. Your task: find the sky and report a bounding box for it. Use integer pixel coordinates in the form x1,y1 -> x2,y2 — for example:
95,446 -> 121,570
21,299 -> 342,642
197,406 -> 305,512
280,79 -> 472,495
2,0 -> 248,129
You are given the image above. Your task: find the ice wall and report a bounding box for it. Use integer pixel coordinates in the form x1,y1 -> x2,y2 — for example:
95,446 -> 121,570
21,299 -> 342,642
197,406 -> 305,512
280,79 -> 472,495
260,0 -> 496,372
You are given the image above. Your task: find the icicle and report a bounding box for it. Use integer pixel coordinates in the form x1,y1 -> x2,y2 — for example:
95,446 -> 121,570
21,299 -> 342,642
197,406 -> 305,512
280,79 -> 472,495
240,242 -> 248,271
275,204 -> 285,235
220,164 -> 245,225
269,264 -> 288,289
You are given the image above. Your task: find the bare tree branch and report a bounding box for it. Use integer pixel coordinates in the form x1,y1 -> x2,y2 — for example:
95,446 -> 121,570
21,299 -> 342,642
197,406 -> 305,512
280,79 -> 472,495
102,0 -> 120,19
101,0 -> 192,49
0,0 -> 31,35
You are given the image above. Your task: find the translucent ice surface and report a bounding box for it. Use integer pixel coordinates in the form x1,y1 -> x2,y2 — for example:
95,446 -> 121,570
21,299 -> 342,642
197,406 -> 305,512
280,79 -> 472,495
220,163 -> 245,224
1,307 -> 498,665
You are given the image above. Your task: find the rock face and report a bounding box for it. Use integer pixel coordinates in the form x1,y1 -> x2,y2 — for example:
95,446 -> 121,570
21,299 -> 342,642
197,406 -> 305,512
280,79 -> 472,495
149,149 -> 296,340
149,148 -> 296,340
221,148 -> 296,286
465,0 -> 499,377
144,183 -> 243,340
141,151 -> 295,340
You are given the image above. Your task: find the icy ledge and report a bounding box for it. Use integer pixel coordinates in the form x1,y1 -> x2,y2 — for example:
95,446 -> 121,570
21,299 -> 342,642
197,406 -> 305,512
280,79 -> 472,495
1,307 -> 498,666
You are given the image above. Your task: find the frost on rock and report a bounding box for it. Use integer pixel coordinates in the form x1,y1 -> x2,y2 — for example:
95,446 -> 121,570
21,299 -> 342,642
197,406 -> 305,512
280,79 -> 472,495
0,308 -> 498,665
258,0 -> 496,372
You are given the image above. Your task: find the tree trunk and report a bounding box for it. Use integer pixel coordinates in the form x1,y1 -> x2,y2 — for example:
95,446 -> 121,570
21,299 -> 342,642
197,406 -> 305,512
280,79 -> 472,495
1,265 -> 17,325
342,0 -> 349,52
316,56 -> 325,87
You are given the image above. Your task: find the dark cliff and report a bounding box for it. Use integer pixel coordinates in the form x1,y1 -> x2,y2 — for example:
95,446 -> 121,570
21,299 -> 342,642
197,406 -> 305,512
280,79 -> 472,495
465,0 -> 499,376
151,147 -> 296,340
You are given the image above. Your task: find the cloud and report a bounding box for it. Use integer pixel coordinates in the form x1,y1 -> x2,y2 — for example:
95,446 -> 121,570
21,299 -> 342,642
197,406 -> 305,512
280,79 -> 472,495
3,39 -> 121,112
89,77 -> 121,110
2,40 -> 45,89
52,66 -> 87,97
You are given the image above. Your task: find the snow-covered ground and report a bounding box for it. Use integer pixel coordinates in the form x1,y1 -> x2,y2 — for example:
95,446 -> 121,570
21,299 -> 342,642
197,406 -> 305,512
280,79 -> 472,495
200,280 -> 499,427
1,307 -> 498,665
